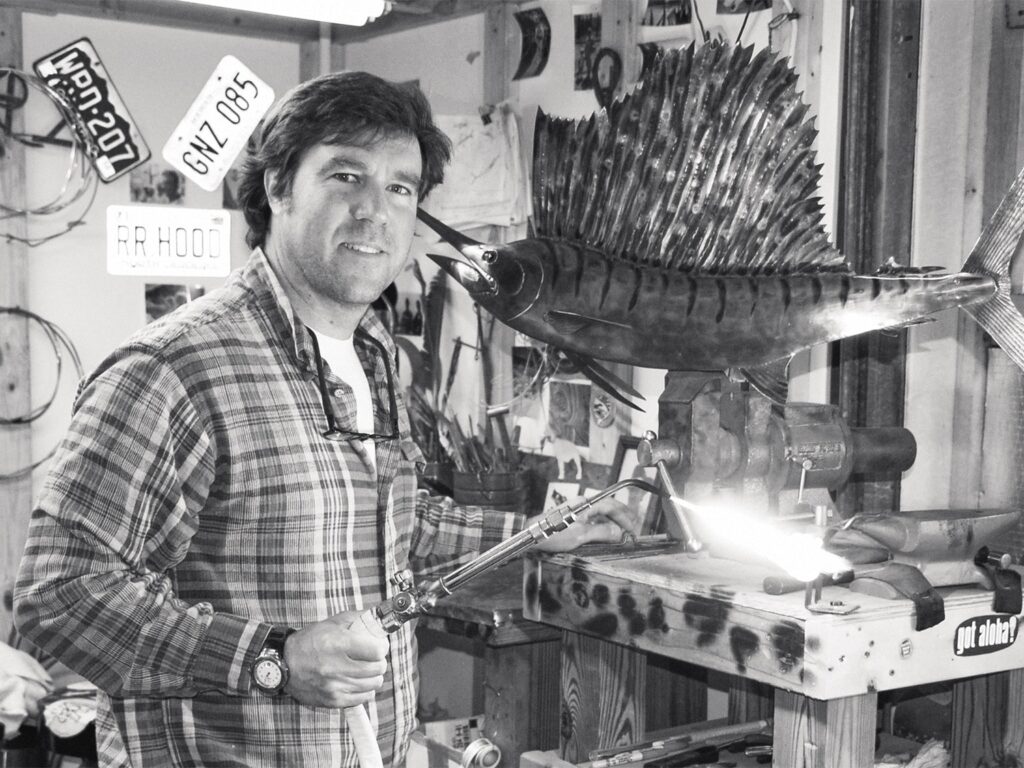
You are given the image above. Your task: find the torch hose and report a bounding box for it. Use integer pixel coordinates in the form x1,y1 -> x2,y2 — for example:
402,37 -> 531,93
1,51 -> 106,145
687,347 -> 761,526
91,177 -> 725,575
344,609 -> 390,768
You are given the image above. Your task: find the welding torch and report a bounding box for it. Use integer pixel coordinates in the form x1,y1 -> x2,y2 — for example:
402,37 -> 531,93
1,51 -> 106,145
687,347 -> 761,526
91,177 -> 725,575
344,478 -> 663,768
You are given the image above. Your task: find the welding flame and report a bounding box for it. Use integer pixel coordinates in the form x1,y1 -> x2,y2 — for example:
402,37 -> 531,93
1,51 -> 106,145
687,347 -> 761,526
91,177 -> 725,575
669,495 -> 850,581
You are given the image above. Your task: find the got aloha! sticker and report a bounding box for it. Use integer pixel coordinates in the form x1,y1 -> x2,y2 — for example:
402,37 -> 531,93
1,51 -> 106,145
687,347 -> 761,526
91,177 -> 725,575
953,614 -> 1020,657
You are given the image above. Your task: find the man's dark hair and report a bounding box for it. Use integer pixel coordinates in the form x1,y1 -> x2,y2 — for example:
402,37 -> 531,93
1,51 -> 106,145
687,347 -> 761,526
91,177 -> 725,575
237,71 -> 452,249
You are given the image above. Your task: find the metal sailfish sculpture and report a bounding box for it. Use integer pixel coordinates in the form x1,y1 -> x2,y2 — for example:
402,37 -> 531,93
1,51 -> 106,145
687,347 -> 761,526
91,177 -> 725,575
417,42 -> 1024,409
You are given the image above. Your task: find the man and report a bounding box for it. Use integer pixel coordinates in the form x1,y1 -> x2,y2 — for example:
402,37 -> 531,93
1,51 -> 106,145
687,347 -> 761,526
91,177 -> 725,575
15,72 -> 640,767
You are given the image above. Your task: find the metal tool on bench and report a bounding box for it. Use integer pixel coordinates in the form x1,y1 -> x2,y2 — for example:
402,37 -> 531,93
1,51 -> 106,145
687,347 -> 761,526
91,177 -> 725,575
344,478 -> 663,768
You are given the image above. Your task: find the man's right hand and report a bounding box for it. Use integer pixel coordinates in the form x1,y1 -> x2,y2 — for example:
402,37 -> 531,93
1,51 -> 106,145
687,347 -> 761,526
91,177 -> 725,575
283,609 -> 389,708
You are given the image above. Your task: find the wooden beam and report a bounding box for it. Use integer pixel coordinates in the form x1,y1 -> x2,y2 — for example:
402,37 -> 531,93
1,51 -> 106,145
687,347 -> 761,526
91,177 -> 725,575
332,0 -> 501,44
950,672 -> 1010,767
1,0 -> 506,44
0,5 -> 31,643
1,0 -> 321,42
773,689 -> 878,768
833,0 -> 921,517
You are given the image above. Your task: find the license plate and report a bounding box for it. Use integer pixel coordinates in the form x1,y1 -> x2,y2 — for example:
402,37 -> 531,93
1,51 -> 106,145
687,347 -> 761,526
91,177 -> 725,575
34,37 -> 151,183
162,55 -> 275,192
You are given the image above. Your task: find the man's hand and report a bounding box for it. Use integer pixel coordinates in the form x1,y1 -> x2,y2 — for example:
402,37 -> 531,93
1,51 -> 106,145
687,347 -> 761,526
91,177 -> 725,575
532,494 -> 645,552
284,609 -> 389,708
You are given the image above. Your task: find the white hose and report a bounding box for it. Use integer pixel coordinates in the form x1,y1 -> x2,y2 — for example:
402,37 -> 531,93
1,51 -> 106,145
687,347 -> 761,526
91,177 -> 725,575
345,704 -> 384,768
345,610 -> 388,768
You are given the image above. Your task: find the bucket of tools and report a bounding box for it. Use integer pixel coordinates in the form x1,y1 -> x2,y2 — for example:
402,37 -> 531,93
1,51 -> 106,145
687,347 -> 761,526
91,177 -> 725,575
452,470 -> 529,513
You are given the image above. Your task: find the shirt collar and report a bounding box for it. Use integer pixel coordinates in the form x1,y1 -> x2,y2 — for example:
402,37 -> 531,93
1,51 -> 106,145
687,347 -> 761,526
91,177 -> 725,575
242,247 -> 398,372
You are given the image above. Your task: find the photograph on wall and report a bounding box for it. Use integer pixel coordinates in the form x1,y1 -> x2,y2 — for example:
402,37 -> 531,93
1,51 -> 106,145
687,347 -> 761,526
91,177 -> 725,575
642,0 -> 692,26
394,292 -> 423,336
145,283 -> 205,324
130,161 -> 186,205
610,436 -> 662,532
513,8 -> 551,80
573,12 -> 602,91
221,155 -> 244,210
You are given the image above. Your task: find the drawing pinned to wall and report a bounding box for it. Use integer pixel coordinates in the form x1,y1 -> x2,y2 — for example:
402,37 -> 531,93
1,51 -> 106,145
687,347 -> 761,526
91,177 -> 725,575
145,283 -> 204,323
544,481 -> 580,512
130,161 -> 186,205
547,379 -> 591,447
573,12 -> 602,91
513,8 -> 552,80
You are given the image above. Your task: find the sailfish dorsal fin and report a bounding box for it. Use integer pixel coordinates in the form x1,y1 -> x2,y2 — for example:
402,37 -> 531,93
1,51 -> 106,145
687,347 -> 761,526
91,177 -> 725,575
532,42 -> 850,277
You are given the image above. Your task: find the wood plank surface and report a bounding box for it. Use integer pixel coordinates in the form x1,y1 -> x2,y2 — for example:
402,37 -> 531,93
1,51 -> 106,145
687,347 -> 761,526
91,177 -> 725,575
524,550 -> 1024,700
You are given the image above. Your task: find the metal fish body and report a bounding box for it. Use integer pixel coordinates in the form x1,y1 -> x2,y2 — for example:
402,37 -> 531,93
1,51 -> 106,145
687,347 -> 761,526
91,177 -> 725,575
418,42 -> 1024,406
429,234 -> 996,372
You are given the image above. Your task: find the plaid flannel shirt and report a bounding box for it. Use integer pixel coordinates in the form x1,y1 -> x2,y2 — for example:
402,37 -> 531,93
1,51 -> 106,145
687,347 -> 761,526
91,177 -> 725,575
14,250 -> 522,767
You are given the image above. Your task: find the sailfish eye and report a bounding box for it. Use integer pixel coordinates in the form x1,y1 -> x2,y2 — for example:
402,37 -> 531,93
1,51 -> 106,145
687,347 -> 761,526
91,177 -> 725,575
482,250 -> 498,264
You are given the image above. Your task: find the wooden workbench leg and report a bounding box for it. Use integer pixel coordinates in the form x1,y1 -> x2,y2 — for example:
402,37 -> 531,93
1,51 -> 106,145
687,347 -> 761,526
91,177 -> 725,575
1005,668 -> 1024,761
950,671 -> 1010,767
559,631 -> 646,763
728,677 -> 774,724
773,689 -> 877,768
483,639 -> 561,767
645,654 -> 707,732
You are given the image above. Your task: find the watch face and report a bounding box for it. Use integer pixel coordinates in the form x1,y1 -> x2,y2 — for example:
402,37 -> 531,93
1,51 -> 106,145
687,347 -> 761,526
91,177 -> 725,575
253,658 -> 283,690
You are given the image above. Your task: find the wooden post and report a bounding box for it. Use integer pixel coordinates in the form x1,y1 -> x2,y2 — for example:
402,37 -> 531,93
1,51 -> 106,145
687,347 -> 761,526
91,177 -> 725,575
773,689 -> 877,768
1004,668 -> 1024,761
950,672 -> 1010,767
727,677 -> 773,725
834,0 -> 921,517
478,3 -> 518,420
0,7 -> 31,643
483,638 -> 561,766
559,632 -> 645,763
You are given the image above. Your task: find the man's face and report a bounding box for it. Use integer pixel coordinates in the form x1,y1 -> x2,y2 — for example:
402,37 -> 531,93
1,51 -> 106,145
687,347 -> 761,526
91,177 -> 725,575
265,136 -> 422,313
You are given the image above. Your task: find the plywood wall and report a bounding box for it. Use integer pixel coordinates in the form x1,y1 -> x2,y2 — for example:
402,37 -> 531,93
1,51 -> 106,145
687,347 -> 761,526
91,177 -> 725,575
0,12 -> 299,638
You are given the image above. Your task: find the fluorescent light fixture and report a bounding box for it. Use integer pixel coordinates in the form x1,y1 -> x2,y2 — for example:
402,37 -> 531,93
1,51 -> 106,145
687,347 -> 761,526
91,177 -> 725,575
175,0 -> 389,26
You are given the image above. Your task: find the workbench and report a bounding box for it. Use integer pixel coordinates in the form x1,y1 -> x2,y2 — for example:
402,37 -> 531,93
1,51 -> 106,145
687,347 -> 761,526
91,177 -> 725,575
522,544 -> 1024,767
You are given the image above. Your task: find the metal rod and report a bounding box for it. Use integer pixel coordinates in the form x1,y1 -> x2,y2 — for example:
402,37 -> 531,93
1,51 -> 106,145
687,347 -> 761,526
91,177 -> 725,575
422,478 -> 661,600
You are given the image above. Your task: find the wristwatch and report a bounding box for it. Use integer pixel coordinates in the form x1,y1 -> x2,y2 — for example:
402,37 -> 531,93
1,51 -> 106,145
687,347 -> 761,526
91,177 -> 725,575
250,626 -> 296,695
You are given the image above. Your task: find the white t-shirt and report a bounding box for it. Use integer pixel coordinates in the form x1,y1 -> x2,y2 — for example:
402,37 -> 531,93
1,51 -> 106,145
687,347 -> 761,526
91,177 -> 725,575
309,328 -> 376,468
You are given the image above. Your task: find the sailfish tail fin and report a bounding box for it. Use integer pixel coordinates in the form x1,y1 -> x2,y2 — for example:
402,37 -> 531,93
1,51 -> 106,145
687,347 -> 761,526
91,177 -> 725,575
962,164 -> 1024,371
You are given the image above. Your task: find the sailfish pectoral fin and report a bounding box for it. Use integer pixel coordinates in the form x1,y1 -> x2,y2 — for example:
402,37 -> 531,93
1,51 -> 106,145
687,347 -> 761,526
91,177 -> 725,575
561,350 -> 646,412
736,358 -> 793,405
544,309 -> 635,335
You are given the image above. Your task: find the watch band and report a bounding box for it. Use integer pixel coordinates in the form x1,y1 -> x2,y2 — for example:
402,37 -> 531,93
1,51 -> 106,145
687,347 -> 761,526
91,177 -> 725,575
264,625 -> 296,656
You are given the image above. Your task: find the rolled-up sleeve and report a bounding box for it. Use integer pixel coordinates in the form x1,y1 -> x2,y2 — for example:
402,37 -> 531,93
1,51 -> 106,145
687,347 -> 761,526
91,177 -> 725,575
409,490 -> 524,577
14,351 -> 265,698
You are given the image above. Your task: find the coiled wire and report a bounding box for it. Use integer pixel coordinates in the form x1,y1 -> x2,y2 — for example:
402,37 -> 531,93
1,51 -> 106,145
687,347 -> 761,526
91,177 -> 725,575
0,67 -> 99,246
0,306 -> 84,480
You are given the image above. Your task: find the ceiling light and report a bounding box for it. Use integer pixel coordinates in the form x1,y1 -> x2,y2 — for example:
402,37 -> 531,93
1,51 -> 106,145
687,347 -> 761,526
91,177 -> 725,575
175,0 -> 389,26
